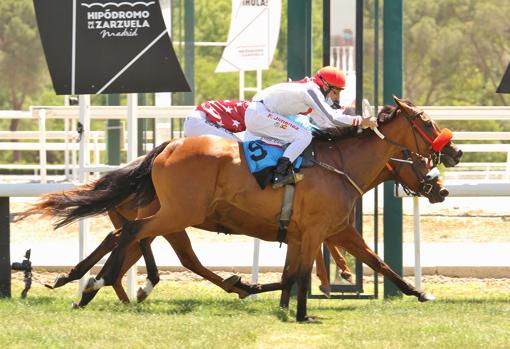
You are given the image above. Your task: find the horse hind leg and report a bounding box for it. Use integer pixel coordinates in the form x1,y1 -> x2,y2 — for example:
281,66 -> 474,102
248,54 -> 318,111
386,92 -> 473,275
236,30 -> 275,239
47,229 -> 121,290
98,212 -> 190,290
137,238 -> 159,302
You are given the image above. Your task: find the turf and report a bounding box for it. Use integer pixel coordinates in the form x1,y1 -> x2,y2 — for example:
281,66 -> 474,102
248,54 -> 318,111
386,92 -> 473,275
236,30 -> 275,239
0,278 -> 509,349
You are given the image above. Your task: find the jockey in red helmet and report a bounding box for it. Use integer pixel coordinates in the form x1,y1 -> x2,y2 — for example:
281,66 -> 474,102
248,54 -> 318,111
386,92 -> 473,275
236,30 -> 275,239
244,66 -> 378,188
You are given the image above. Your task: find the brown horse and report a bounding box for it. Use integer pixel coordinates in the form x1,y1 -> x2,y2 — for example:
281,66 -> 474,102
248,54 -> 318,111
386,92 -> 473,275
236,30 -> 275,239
21,98 -> 462,321
46,148 -> 448,307
315,153 -> 448,296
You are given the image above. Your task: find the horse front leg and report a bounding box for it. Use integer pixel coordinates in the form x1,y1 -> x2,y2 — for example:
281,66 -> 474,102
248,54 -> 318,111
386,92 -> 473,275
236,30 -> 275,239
330,226 -> 434,302
295,237 -> 322,323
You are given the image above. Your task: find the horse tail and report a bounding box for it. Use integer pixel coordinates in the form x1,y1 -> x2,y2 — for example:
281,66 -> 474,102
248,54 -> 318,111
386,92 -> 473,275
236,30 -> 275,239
16,140 -> 171,229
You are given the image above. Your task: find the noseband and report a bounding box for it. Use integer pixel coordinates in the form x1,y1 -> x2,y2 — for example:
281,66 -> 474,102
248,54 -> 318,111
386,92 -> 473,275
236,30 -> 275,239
386,150 -> 440,197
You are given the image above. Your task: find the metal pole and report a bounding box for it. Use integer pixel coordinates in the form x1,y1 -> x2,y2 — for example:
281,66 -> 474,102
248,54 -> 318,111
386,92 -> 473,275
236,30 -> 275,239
383,0 -> 404,298
239,71 -> 245,100
373,0 -> 380,299
413,196 -> 422,290
106,94 -> 121,166
78,95 -> 91,295
251,68 -> 264,292
287,0 -> 312,80
184,0 -> 195,106
38,109 -> 47,183
64,116 -> 70,180
323,0 -> 330,66
126,94 -> 138,300
251,238 -> 260,288
0,197 -> 10,298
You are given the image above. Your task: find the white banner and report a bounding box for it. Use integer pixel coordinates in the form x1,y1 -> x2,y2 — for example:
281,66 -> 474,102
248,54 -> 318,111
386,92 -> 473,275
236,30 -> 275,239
216,0 -> 281,73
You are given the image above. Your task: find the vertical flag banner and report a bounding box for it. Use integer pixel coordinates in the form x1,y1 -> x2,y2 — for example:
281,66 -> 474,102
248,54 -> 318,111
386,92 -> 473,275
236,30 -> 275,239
216,0 -> 281,72
33,0 -> 190,95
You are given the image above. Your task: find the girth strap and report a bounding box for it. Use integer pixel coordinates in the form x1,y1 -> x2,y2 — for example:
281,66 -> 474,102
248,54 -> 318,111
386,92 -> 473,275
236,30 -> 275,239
277,184 -> 295,246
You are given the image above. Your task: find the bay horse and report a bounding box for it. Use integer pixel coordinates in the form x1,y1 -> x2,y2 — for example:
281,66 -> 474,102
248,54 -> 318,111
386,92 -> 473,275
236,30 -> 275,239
45,147 -> 448,307
20,97 -> 462,321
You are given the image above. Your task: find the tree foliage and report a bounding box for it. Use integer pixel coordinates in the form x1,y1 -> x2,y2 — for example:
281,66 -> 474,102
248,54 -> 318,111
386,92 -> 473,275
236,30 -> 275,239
1,0 -> 509,152
0,0 -> 47,111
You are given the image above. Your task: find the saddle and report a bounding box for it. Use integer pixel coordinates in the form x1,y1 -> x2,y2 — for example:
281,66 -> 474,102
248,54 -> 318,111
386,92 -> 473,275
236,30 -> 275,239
243,140 -> 315,190
243,140 -> 316,245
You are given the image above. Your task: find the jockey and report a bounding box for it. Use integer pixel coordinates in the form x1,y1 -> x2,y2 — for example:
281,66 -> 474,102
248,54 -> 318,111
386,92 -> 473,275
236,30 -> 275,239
183,99 -> 249,141
244,66 -> 378,188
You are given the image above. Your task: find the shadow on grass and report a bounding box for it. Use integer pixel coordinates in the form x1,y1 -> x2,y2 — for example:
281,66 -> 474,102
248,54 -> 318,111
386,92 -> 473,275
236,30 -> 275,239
435,297 -> 510,305
87,296 -> 275,317
1,295 -> 62,306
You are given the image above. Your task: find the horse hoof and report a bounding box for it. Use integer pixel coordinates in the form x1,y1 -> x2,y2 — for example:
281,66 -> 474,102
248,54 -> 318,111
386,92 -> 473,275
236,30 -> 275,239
237,291 -> 250,300
71,302 -> 82,309
418,292 -> 436,302
341,272 -> 354,284
223,275 -> 241,288
137,288 -> 148,303
82,277 -> 96,293
298,316 -> 321,324
319,285 -> 331,298
53,274 -> 69,288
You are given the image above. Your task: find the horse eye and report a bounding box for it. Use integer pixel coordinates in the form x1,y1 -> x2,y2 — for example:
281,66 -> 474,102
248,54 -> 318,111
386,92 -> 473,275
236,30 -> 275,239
424,119 -> 433,128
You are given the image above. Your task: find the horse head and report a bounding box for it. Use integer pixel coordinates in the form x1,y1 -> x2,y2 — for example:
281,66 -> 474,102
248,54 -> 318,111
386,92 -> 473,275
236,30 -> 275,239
388,151 -> 448,204
377,96 -> 463,168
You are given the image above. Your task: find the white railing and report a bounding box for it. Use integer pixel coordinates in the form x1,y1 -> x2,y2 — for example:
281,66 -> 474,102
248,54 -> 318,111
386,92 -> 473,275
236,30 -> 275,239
0,106 -> 194,182
422,106 -> 510,180
330,45 -> 355,72
1,105 -> 509,182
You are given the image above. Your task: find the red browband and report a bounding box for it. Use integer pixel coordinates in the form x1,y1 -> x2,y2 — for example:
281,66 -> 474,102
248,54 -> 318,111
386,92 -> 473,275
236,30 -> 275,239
411,119 -> 453,152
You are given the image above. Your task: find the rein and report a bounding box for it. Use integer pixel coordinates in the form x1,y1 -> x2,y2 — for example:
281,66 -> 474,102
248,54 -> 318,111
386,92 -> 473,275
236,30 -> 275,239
311,158 -> 364,195
386,151 -> 436,197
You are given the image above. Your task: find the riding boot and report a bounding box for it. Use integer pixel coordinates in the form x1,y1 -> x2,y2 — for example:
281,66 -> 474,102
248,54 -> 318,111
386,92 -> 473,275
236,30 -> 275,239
272,157 -> 303,189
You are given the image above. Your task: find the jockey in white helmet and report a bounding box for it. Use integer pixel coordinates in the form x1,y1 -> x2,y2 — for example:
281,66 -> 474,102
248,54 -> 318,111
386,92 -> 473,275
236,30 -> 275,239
244,66 -> 378,188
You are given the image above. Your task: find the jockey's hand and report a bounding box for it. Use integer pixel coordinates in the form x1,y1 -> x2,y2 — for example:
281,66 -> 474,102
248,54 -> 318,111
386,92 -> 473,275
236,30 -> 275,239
361,116 -> 378,129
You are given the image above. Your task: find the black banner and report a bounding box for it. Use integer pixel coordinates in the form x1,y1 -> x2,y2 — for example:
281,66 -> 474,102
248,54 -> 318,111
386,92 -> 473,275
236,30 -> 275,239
497,62 -> 510,94
34,0 -> 190,95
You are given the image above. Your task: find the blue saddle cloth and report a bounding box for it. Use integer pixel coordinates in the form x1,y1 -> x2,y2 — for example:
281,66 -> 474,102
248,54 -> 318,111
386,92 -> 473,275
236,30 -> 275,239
243,140 -> 303,189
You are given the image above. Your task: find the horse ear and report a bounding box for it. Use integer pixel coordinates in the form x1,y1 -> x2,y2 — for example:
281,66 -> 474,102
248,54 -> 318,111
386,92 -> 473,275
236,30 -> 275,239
393,96 -> 414,114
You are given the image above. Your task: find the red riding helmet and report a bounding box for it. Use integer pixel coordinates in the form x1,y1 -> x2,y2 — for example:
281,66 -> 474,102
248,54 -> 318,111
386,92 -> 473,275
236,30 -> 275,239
314,66 -> 346,90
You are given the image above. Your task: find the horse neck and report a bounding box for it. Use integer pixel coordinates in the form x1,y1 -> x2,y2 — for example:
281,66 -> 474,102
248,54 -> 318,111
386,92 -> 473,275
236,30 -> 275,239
328,116 -> 413,195
366,168 -> 393,190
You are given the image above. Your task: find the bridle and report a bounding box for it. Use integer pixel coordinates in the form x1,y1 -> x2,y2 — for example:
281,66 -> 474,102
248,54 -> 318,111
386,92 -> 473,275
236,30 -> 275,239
377,106 -> 453,168
386,150 -> 440,197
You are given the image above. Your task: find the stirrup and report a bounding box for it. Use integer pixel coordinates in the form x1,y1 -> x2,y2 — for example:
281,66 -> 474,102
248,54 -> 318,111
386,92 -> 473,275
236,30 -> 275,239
272,172 -> 304,189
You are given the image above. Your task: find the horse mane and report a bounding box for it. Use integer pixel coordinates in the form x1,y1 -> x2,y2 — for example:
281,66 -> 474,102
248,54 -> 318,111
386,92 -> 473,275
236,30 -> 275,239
312,104 -> 402,141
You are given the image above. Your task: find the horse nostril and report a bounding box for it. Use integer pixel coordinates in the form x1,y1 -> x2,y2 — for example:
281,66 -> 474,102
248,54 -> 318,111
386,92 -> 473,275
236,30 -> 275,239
439,187 -> 449,197
457,149 -> 463,158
